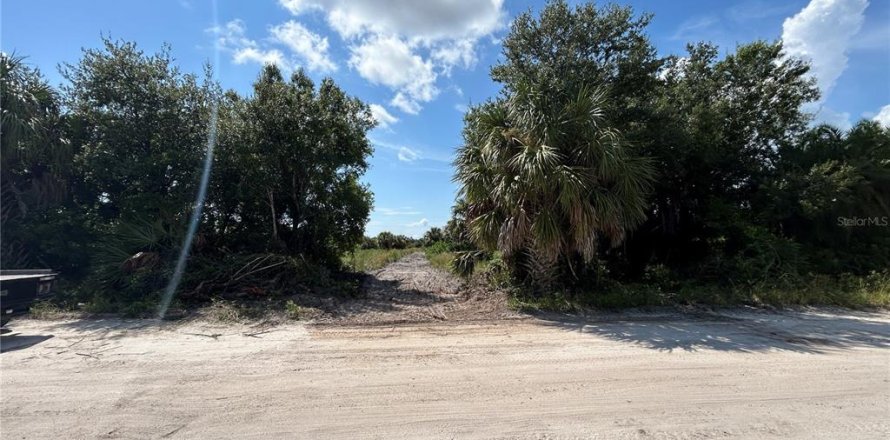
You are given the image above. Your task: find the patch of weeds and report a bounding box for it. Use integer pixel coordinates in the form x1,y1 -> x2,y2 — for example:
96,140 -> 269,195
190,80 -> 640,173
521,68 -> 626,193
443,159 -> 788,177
343,248 -> 420,272
120,299 -> 161,318
285,300 -> 304,320
507,270 -> 890,312
508,291 -> 580,314
202,298 -> 272,323
743,271 -> 890,308
473,253 -> 511,286
28,301 -> 69,319
204,299 -> 242,322
426,251 -> 455,272
82,294 -> 117,314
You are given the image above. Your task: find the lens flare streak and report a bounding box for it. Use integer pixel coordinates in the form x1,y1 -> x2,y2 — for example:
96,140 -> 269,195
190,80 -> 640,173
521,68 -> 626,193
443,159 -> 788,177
157,0 -> 220,319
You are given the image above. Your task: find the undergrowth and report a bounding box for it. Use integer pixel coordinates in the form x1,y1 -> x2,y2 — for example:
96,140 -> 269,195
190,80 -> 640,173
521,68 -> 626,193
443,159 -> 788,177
343,247 -> 420,272
506,270 -> 890,312
424,242 -> 455,273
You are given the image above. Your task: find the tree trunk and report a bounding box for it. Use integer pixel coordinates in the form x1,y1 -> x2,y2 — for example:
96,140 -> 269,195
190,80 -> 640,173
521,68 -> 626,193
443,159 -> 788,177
268,189 -> 278,241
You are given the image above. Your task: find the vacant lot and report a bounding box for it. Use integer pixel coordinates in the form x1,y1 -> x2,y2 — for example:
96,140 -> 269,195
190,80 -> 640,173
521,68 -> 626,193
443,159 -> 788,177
2,256 -> 889,439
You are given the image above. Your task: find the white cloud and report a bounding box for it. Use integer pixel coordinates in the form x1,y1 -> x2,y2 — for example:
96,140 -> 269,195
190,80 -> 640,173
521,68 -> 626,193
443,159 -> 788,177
814,105 -> 853,131
398,147 -> 419,162
279,0 -> 314,15
279,0 -> 506,113
327,8 -> 371,39
407,218 -> 430,228
232,47 -> 288,68
781,0 -> 868,130
210,20 -> 293,70
369,104 -> 399,129
454,103 -> 468,113
279,0 -> 504,41
782,0 -> 868,98
371,138 -> 454,163
270,21 -> 337,73
366,216 -> 438,238
211,19 -> 337,74
391,92 -> 423,114
377,207 -> 421,216
671,15 -> 719,40
349,35 -> 438,114
431,39 -> 477,75
873,104 -> 890,127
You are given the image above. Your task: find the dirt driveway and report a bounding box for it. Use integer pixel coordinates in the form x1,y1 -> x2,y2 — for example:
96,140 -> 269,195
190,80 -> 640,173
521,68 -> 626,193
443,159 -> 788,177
2,255 -> 889,439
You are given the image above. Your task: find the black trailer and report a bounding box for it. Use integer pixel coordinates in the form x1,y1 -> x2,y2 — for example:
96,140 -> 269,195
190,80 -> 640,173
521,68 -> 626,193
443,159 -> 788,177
0,270 -> 57,327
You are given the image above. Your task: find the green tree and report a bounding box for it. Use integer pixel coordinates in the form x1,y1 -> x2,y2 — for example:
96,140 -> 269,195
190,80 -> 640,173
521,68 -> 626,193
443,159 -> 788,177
766,122 -> 890,273
0,54 -> 87,272
375,231 -> 397,249
1,54 -> 69,208
491,0 -> 661,133
455,80 -> 653,286
375,231 -> 412,249
443,198 -> 475,251
228,65 -> 374,263
41,41 -> 376,309
619,41 -> 819,277
454,0 -> 664,286
421,227 -> 444,246
63,39 -> 214,223
359,236 -> 378,249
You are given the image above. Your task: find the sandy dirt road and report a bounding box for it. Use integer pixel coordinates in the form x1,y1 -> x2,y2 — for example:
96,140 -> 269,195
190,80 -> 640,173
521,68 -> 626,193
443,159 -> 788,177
2,254 -> 889,439
2,311 -> 889,439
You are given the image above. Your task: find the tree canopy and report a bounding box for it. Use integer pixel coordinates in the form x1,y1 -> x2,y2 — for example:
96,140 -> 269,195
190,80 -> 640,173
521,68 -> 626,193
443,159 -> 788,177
1,39 -> 376,312
210,65 -> 374,264
3,2 -> 888,312
453,0 -> 889,290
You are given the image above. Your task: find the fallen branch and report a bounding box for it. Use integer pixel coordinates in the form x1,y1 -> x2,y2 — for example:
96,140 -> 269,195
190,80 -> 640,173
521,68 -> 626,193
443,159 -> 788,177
182,332 -> 223,340
66,336 -> 86,348
242,330 -> 273,338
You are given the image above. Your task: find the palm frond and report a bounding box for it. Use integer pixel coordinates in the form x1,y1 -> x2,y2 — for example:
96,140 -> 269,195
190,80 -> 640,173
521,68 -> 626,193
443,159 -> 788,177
454,78 -> 654,284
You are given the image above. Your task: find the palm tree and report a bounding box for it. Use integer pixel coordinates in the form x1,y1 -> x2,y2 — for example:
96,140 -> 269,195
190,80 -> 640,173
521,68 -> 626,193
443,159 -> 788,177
1,53 -> 69,214
1,54 -> 70,268
454,81 -> 653,286
422,227 -> 444,246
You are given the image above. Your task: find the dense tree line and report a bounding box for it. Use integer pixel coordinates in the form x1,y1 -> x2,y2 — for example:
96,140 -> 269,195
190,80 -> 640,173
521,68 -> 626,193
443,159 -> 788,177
3,2 -> 888,312
1,40 -> 375,311
453,0 -> 890,292
357,228 -> 447,250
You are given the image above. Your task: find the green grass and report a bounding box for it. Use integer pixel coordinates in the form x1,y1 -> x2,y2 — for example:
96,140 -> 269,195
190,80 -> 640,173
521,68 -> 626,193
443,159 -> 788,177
423,241 -> 453,272
343,247 -> 420,272
508,271 -> 890,312
745,272 -> 890,308
426,251 -> 455,272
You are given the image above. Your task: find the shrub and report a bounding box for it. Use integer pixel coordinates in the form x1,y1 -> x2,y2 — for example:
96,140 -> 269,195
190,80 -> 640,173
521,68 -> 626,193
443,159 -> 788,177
726,227 -> 807,287
425,241 -> 450,255
285,300 -> 303,320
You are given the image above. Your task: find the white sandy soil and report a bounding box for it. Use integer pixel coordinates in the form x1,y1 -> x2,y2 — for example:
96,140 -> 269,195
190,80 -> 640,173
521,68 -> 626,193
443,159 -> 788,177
2,254 -> 889,439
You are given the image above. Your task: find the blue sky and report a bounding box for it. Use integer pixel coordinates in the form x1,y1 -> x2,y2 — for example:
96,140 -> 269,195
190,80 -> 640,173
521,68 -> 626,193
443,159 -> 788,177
3,0 -> 888,237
